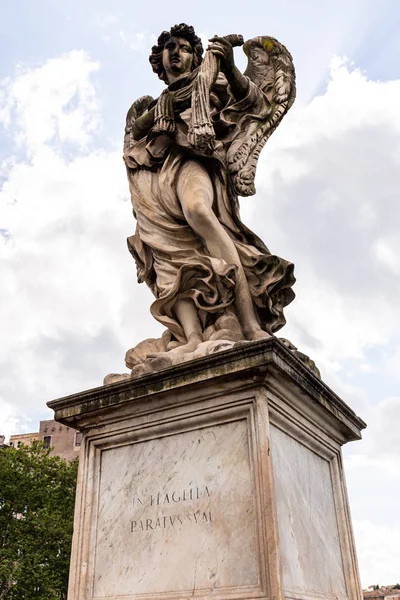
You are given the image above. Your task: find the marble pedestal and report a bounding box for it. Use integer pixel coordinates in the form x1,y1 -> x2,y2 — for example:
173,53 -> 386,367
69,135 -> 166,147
48,338 -> 366,600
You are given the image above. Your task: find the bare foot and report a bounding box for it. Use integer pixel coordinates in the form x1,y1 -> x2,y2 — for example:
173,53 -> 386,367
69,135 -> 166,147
245,328 -> 272,341
148,335 -> 202,359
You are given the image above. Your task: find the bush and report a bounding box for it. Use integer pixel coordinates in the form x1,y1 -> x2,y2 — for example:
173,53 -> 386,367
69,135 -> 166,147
0,442 -> 78,599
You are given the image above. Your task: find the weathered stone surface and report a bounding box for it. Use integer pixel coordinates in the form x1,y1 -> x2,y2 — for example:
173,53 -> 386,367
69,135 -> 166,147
271,424 -> 347,596
120,25 -> 297,372
94,421 -> 257,597
48,338 -> 365,600
107,336 -> 320,384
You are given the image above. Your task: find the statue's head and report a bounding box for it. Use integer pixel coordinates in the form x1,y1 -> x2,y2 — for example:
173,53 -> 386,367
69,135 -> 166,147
149,23 -> 203,84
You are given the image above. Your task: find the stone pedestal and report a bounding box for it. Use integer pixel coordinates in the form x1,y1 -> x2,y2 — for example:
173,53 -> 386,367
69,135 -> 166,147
48,338 -> 366,600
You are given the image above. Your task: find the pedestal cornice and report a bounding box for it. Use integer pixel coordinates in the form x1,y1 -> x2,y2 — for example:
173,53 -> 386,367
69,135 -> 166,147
48,337 -> 366,442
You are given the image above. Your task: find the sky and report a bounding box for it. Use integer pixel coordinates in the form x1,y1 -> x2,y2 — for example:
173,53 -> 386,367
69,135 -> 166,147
1,0 -> 400,588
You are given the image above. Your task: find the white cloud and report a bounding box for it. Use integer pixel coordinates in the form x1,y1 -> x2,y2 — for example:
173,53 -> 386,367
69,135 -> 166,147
343,396 -> 400,586
120,29 -> 127,44
346,396 -> 400,469
95,14 -> 118,28
93,12 -> 156,52
131,31 -> 157,54
0,51 -> 162,441
387,346 -> 400,379
0,51 -> 100,153
353,519 -> 400,587
251,58 -> 400,381
373,237 -> 400,276
95,13 -> 119,42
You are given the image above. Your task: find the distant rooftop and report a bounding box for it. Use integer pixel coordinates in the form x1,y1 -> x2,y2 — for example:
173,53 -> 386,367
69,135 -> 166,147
364,586 -> 400,598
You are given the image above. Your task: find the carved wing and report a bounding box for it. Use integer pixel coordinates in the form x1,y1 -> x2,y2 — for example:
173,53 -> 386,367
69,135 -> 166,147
227,36 -> 296,196
123,95 -> 154,152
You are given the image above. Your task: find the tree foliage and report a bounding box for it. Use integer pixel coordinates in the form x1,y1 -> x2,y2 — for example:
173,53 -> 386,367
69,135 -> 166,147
0,442 -> 78,599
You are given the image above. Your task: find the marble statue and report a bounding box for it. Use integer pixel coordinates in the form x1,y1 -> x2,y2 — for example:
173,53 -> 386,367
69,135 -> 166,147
122,23 -> 296,376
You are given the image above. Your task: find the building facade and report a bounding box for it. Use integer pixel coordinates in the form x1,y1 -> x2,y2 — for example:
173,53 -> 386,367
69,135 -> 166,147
9,432 -> 39,448
39,419 -> 81,461
364,587 -> 400,600
7,420 -> 81,461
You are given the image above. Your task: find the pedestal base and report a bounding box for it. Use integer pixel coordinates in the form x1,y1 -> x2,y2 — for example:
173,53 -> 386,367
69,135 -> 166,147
48,338 -> 365,600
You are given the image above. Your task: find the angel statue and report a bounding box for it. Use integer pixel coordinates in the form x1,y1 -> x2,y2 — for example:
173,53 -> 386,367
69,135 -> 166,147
121,23 -> 296,377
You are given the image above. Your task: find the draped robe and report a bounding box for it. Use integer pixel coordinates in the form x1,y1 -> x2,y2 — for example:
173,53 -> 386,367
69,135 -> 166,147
124,68 -> 295,343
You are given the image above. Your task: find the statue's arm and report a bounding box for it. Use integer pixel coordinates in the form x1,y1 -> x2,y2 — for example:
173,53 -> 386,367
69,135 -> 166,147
207,36 -> 249,100
124,96 -> 155,149
131,107 -> 156,140
224,65 -> 250,100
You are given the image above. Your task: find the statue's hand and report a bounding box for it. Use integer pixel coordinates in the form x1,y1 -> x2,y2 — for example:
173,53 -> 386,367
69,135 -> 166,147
207,36 -> 235,74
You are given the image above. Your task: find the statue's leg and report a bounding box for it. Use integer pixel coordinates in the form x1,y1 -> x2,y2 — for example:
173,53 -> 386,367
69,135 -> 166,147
174,298 -> 203,350
177,159 -> 270,341
147,297 -> 203,359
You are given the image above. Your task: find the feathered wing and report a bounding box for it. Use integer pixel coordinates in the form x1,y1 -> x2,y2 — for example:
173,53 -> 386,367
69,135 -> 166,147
123,95 -> 154,153
227,36 -> 296,197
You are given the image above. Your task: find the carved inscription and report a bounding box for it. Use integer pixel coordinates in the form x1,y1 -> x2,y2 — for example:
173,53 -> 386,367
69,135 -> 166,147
130,485 -> 212,533
93,420 -> 258,597
131,511 -> 212,532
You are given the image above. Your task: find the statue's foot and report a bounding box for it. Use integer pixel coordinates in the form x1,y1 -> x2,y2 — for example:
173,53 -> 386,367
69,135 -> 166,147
148,335 -> 202,360
245,328 -> 272,341
167,339 -> 201,357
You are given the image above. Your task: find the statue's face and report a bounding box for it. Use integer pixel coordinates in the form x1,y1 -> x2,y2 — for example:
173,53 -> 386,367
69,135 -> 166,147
162,36 -> 194,82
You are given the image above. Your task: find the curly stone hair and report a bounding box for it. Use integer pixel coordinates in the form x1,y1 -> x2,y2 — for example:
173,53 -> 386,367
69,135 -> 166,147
149,23 -> 204,83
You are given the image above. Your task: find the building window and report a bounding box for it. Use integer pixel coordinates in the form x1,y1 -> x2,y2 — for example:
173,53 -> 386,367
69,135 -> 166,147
75,432 -> 83,447
17,441 -> 21,448
43,436 -> 51,448
10,442 -> 14,447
